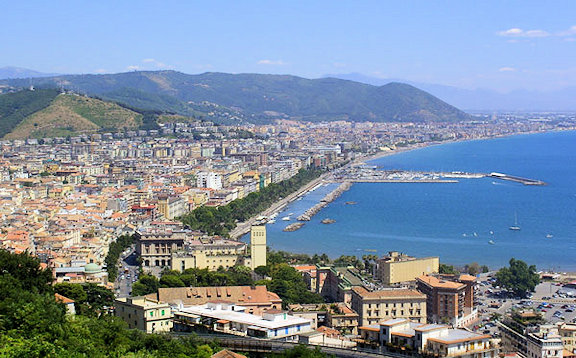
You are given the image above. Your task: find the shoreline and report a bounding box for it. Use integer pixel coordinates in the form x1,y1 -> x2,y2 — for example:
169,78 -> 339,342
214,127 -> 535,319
234,127 -> 575,241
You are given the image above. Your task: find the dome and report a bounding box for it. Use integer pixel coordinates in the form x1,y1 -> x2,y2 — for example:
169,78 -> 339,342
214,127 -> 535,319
84,263 -> 101,274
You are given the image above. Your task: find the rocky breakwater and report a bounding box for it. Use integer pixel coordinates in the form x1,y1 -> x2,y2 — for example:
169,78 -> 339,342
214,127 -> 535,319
283,222 -> 305,232
297,181 -> 352,221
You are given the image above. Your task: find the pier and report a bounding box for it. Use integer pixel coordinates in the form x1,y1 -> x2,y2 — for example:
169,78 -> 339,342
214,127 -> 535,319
489,172 -> 546,186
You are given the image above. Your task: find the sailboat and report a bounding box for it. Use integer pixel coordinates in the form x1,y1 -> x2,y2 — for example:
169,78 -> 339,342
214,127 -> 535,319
509,212 -> 521,231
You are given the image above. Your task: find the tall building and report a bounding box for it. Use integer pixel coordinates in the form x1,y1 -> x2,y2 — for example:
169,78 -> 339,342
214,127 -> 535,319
376,251 -> 439,285
416,274 -> 477,327
250,222 -> 266,269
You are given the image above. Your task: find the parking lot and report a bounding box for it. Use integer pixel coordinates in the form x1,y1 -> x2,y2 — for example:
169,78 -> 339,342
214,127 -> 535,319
471,274 -> 576,336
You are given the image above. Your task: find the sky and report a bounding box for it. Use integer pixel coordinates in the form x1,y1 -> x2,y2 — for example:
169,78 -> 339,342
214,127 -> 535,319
2,1 -> 576,92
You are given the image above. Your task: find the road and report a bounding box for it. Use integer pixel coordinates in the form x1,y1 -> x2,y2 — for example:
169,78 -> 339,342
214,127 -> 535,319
229,173 -> 333,239
115,245 -> 140,298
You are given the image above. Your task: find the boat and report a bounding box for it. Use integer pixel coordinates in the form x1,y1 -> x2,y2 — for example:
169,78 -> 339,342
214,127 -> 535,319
489,231 -> 494,235
345,201 -> 357,205
509,212 -> 521,231
473,232 -> 478,237
281,216 -> 291,221
267,219 -> 276,224
546,234 -> 554,238
488,240 -> 495,245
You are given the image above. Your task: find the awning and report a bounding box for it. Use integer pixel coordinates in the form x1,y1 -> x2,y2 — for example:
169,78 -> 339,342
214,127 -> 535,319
247,325 -> 267,331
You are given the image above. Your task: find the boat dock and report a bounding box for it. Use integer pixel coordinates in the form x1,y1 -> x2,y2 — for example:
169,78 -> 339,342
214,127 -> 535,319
489,172 -> 546,186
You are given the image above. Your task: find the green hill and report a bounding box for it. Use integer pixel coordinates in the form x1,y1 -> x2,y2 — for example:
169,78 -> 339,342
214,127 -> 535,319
0,71 -> 471,123
0,89 -> 60,138
0,90 -> 145,139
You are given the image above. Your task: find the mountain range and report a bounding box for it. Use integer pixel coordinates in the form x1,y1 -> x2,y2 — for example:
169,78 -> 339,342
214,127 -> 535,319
0,66 -> 58,80
325,73 -> 576,112
0,70 -> 470,124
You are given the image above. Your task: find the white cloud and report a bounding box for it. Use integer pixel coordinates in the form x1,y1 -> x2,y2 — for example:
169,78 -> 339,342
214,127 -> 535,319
257,59 -> 287,65
498,28 -> 549,38
94,69 -> 108,74
141,58 -> 168,68
126,65 -> 140,71
498,67 -> 517,72
558,25 -> 576,37
498,25 -> 576,39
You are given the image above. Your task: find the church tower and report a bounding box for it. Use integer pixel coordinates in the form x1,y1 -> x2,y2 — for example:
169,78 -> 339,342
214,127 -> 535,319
250,221 -> 267,269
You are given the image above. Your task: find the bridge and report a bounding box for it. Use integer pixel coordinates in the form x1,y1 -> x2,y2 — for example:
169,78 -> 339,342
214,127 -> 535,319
176,333 -> 415,358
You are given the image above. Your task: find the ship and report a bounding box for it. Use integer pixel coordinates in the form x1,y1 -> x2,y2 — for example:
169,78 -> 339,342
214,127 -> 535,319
488,240 -> 495,245
509,212 -> 521,231
281,216 -> 291,221
546,234 -> 554,238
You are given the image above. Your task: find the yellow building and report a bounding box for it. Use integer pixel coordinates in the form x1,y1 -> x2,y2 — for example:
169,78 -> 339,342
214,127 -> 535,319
114,297 -> 173,333
250,222 -> 267,270
559,323 -> 576,353
377,251 -> 439,285
171,237 -> 248,271
351,286 -> 427,326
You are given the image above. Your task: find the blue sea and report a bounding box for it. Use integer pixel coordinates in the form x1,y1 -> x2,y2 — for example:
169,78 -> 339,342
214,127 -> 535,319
246,130 -> 576,271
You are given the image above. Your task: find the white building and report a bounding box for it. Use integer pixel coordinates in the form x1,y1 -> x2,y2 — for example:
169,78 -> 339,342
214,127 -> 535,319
376,318 -> 497,358
526,326 -> 564,358
196,171 -> 223,190
174,301 -> 312,340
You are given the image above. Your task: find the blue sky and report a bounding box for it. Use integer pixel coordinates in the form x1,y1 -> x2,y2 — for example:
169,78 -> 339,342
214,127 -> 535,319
2,1 -> 575,91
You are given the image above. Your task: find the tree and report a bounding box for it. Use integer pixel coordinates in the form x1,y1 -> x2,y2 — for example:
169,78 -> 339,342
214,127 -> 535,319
495,258 -> 540,297
132,275 -> 159,296
465,262 -> 480,276
0,250 -> 53,294
439,263 -> 457,274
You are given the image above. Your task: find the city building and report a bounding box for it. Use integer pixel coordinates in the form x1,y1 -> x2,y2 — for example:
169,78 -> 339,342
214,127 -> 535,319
114,296 -> 173,333
351,286 -> 427,326
174,301 -> 312,340
249,222 -> 266,270
149,285 -> 282,316
316,265 -> 366,304
559,323 -> 576,353
170,237 -> 248,271
156,195 -> 188,220
416,274 -> 477,327
376,251 -> 439,285
378,318 -> 497,358
526,325 -> 565,358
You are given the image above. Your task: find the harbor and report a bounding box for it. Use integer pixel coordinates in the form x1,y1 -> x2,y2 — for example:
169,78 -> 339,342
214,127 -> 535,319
296,181 -> 352,222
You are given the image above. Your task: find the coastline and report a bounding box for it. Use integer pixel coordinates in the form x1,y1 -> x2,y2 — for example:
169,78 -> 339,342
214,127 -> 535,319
234,127 -> 575,242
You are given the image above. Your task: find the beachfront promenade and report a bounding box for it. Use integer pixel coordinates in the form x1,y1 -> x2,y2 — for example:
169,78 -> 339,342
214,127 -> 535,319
229,173 -> 331,239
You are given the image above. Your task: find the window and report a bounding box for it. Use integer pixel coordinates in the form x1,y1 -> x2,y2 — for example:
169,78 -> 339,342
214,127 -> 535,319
161,310 -> 165,316
150,311 -> 154,317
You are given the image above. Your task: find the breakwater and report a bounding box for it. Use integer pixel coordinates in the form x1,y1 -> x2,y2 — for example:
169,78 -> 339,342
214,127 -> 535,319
297,181 -> 352,221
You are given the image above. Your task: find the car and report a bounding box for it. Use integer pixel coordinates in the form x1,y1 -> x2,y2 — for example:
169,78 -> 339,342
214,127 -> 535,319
541,309 -> 548,312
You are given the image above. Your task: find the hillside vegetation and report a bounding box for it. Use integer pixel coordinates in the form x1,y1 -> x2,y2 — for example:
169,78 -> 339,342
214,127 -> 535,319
1,71 -> 471,123
0,89 -> 60,138
1,91 -> 144,139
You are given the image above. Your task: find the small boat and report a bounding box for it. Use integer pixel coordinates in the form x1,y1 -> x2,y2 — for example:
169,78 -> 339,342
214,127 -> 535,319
462,233 -> 467,237
488,240 -> 495,245
509,212 -> 521,231
473,232 -> 478,237
267,219 -> 276,224
281,216 -> 291,221
546,234 -> 554,238
489,231 -> 494,235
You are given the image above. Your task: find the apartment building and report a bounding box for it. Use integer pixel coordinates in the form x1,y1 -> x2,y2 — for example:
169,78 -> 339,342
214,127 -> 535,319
114,297 -> 173,333
376,251 -> 439,285
351,286 -> 427,326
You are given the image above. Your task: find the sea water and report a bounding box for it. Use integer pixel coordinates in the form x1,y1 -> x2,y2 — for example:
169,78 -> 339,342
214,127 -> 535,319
253,130 -> 576,271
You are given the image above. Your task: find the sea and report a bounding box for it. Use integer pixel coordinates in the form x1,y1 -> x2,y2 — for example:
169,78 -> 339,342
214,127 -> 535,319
244,130 -> 576,271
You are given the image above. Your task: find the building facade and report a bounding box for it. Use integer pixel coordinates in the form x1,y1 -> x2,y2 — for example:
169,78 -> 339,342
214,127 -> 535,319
114,297 -> 173,333
351,286 -> 427,326
376,251 -> 439,285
